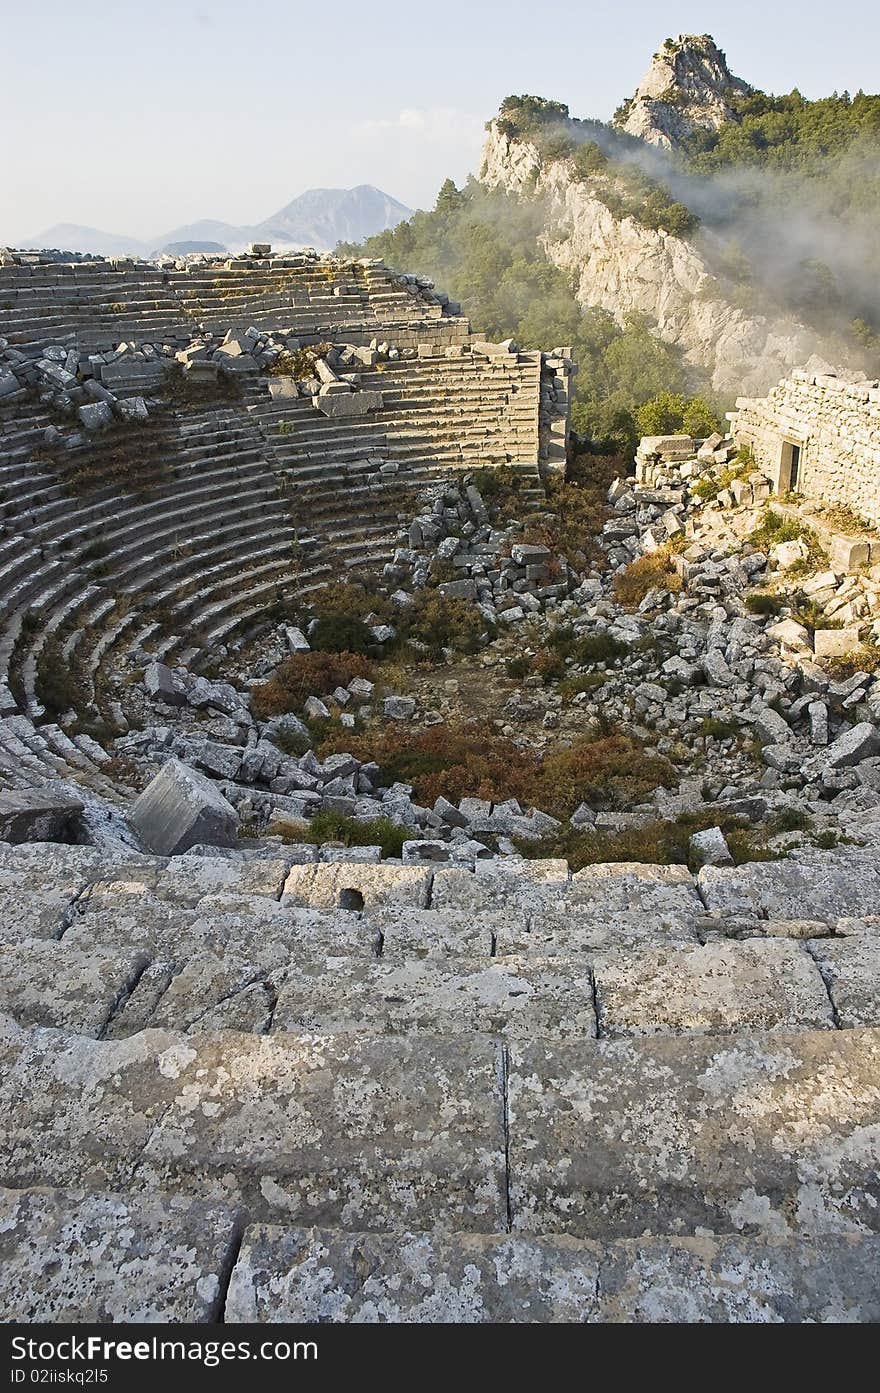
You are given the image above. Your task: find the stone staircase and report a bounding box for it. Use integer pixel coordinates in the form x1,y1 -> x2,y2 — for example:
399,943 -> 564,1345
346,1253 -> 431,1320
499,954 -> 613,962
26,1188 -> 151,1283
1,840 -> 879,1321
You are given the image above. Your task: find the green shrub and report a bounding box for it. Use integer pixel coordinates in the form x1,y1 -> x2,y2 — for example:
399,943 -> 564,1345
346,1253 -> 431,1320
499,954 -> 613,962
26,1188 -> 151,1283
251,651 -> 373,719
310,615 -> 374,655
572,632 -> 629,665
304,811 -> 411,860
612,550 -> 683,607
749,508 -> 827,567
505,656 -> 530,679
395,592 -> 488,659
35,639 -> 83,718
745,592 -> 785,616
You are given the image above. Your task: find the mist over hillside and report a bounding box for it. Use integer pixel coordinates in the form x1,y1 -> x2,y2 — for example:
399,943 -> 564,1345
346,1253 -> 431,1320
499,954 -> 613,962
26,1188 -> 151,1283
346,37 -> 880,452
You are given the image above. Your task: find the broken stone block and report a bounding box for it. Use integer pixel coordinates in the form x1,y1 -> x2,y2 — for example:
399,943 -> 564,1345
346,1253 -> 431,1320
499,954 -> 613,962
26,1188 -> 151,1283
770,539 -> 807,569
284,626 -> 310,653
383,696 -> 416,721
830,536 -> 871,573
814,628 -> 861,660
808,701 -> 830,746
767,619 -> 811,651
823,722 -> 880,770
130,759 -> 239,856
304,696 -> 331,720
77,401 -> 113,432
689,827 -> 734,868
754,706 -> 791,745
0,788 -> 84,845
144,661 -> 187,707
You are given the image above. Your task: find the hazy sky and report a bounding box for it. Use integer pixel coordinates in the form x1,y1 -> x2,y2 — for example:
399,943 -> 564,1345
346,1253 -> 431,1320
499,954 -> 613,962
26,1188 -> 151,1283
2,0 -> 877,241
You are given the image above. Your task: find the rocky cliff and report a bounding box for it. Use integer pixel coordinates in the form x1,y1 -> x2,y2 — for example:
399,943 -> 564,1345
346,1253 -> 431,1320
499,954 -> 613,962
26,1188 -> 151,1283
479,121 -> 833,397
615,34 -> 751,149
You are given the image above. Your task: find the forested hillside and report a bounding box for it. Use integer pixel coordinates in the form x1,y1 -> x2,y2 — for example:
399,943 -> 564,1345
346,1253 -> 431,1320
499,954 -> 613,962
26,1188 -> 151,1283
341,178 -> 718,454
342,72 -> 879,451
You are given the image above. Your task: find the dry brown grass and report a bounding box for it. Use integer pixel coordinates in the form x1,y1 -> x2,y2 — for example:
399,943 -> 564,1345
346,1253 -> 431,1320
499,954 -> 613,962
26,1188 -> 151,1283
612,549 -> 683,608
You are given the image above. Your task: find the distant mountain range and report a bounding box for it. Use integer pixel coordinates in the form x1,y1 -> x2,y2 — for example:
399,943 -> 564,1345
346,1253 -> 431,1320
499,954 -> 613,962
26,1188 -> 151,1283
22,185 -> 413,259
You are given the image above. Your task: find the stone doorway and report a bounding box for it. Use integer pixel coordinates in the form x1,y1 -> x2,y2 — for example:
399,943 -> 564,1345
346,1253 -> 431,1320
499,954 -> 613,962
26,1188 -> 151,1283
780,439 -> 802,493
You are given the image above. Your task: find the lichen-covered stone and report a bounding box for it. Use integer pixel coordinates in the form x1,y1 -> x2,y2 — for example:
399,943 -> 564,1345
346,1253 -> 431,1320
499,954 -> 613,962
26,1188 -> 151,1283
508,1028 -> 880,1240
699,850 -> 880,920
808,935 -> 880,1028
592,940 -> 833,1037
271,955 -> 596,1040
224,1225 -> 880,1323
281,863 -> 431,911
0,941 -> 148,1036
0,1187 -> 239,1322
227,1225 -> 601,1322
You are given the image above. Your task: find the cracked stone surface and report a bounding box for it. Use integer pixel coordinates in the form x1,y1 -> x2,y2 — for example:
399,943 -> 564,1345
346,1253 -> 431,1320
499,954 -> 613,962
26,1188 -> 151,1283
495,909 -> 700,956
808,935 -> 880,1028
0,1187 -> 239,1322
0,941 -> 149,1036
699,851 -> 880,919
367,906 -> 515,958
1,1018 -> 507,1231
225,1226 -> 880,1323
226,1225 -> 602,1322
592,940 -> 834,1037
507,1028 -> 880,1240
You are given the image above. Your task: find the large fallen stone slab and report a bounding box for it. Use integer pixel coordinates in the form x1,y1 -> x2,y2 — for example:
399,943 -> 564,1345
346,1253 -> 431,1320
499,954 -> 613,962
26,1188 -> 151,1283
271,955 -> 596,1040
507,1027 -> 880,1240
224,1225 -> 880,1323
823,722 -> 880,769
130,758 -> 239,855
698,850 -> 880,919
591,940 -> 833,1037
0,787 -> 84,844
0,1187 -> 239,1322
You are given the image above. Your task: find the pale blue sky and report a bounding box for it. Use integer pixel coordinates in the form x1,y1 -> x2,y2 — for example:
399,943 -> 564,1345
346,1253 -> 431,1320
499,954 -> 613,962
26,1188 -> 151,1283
2,0 -> 877,241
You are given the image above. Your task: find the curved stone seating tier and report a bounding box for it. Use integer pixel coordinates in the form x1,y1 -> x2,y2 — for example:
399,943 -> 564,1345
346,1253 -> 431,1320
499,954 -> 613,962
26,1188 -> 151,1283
0,255 -> 467,353
1,843 -> 879,1321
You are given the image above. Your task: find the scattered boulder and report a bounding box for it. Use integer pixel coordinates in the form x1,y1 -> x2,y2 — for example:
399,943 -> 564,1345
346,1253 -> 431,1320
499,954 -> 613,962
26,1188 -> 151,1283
130,758 -> 239,856
0,788 -> 84,845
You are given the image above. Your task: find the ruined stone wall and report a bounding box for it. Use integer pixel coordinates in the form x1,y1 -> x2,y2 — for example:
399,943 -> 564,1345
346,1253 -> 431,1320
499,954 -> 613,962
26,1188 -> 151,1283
730,368 -> 880,525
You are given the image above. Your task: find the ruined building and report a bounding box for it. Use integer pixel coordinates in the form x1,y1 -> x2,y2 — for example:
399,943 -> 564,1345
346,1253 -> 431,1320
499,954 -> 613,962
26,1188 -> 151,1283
730,366 -> 880,523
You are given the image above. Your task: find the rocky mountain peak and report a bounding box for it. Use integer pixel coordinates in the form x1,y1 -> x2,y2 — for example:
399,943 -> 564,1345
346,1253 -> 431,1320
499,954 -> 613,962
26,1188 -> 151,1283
615,34 -> 751,148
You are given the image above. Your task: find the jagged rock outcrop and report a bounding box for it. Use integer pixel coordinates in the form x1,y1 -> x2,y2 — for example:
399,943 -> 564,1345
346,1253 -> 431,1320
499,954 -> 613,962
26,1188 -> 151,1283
615,34 -> 751,148
479,121 -> 822,396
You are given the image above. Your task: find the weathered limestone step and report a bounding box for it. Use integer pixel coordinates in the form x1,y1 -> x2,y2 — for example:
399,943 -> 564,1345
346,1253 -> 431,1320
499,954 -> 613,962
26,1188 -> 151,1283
508,1027 -> 880,1241
0,1187 -> 240,1323
591,939 -> 835,1037
808,933 -> 880,1028
0,940 -> 148,1036
0,1018 -> 507,1232
272,955 -> 597,1041
226,1224 -> 880,1323
699,850 -> 880,919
